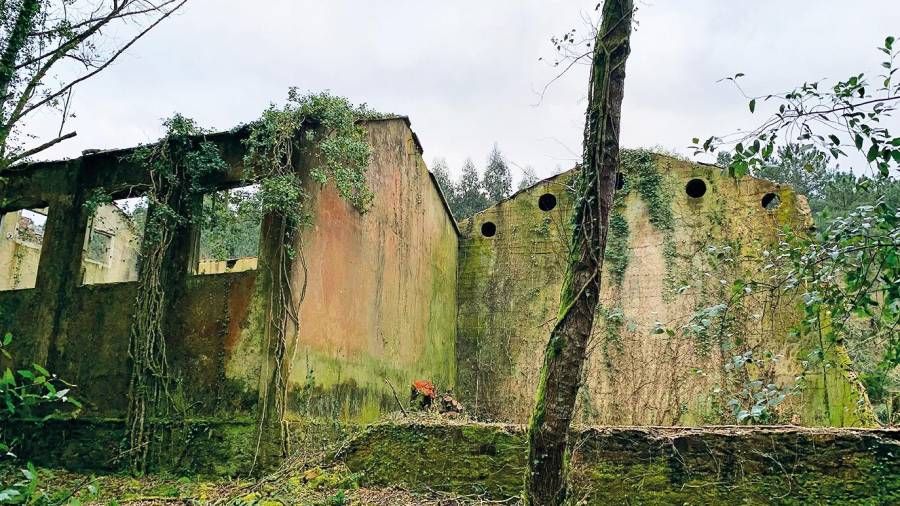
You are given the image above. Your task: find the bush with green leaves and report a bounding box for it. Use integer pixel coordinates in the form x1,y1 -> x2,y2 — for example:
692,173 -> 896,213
692,35 -> 900,425
1,333 -> 81,504
722,351 -> 791,424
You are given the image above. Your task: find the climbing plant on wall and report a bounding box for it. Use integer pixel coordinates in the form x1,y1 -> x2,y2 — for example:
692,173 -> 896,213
239,89 -> 380,466
123,114 -> 227,473
110,90 -> 381,472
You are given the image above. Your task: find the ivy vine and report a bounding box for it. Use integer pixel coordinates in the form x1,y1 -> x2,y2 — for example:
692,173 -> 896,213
105,90 -> 381,472
124,114 -> 226,473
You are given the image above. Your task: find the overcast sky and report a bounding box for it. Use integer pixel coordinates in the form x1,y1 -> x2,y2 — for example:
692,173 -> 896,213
25,0 -> 900,183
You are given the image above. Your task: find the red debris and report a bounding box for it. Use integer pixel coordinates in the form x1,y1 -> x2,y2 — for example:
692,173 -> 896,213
412,379 -> 436,399
410,379 -> 436,409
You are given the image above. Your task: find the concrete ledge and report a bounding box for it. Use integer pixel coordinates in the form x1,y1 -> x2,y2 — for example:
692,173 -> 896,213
11,418 -> 900,504
340,422 -> 900,504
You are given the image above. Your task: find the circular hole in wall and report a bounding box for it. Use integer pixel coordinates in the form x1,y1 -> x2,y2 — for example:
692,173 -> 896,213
761,193 -> 781,210
615,172 -> 625,191
685,178 -> 707,198
538,193 -> 557,211
481,221 -> 497,237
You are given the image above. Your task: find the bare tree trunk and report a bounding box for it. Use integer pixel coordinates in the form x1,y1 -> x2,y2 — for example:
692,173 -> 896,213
524,1 -> 633,504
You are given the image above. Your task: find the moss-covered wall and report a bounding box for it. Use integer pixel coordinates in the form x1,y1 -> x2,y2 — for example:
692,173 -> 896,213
0,271 -> 260,416
7,418 -> 259,477
456,152 -> 873,426
0,118 -> 458,427
341,421 -> 900,504
285,119 -> 459,423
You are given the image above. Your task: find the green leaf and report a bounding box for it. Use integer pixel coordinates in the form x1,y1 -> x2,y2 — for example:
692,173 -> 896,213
0,489 -> 22,502
2,333 -> 11,346
32,364 -> 49,377
731,159 -> 749,178
828,134 -> 840,146
749,99 -> 756,113
855,134 -> 865,149
867,144 -> 879,162
16,370 -> 34,380
1,368 -> 15,387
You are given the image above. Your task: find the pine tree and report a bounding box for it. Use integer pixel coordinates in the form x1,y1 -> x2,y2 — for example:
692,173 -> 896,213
431,157 -> 456,201
482,143 -> 512,203
518,165 -> 539,190
454,158 -> 490,219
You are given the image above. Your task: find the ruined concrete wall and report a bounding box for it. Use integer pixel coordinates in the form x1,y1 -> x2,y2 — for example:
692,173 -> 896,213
456,152 -> 872,426
197,256 -> 258,275
284,118 -> 459,423
342,422 -> 900,504
79,204 -> 140,285
0,139 -> 265,418
0,204 -> 139,289
0,271 -> 260,416
0,119 -> 458,426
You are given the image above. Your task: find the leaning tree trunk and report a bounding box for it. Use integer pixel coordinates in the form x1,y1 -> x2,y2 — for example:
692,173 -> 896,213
524,1 -> 633,504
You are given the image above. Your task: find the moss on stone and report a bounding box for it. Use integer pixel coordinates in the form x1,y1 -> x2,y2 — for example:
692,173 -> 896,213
7,417 -> 259,477
340,422 -> 900,504
341,422 -> 527,498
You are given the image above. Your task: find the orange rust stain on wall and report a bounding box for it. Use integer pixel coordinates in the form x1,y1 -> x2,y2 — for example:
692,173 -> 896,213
288,119 -> 458,419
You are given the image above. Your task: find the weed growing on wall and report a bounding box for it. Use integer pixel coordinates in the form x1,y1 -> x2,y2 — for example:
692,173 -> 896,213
603,149 -> 676,292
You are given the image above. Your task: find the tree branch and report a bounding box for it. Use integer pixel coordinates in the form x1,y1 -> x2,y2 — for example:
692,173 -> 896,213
6,0 -> 188,129
15,0 -> 182,70
26,0 -> 179,38
6,130 -> 77,165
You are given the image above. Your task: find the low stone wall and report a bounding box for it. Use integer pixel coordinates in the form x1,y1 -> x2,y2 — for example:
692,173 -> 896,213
340,422 -> 900,505
12,418 -> 899,504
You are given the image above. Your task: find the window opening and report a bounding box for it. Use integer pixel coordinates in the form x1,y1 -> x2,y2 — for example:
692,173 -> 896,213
685,178 -> 707,198
197,184 -> 261,275
762,192 -> 781,210
538,193 -> 557,212
81,197 -> 145,285
0,207 -> 48,290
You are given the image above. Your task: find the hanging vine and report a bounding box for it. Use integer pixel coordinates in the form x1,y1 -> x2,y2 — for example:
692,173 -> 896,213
239,89 -> 380,467
114,91 -> 380,473
123,114 -> 227,473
